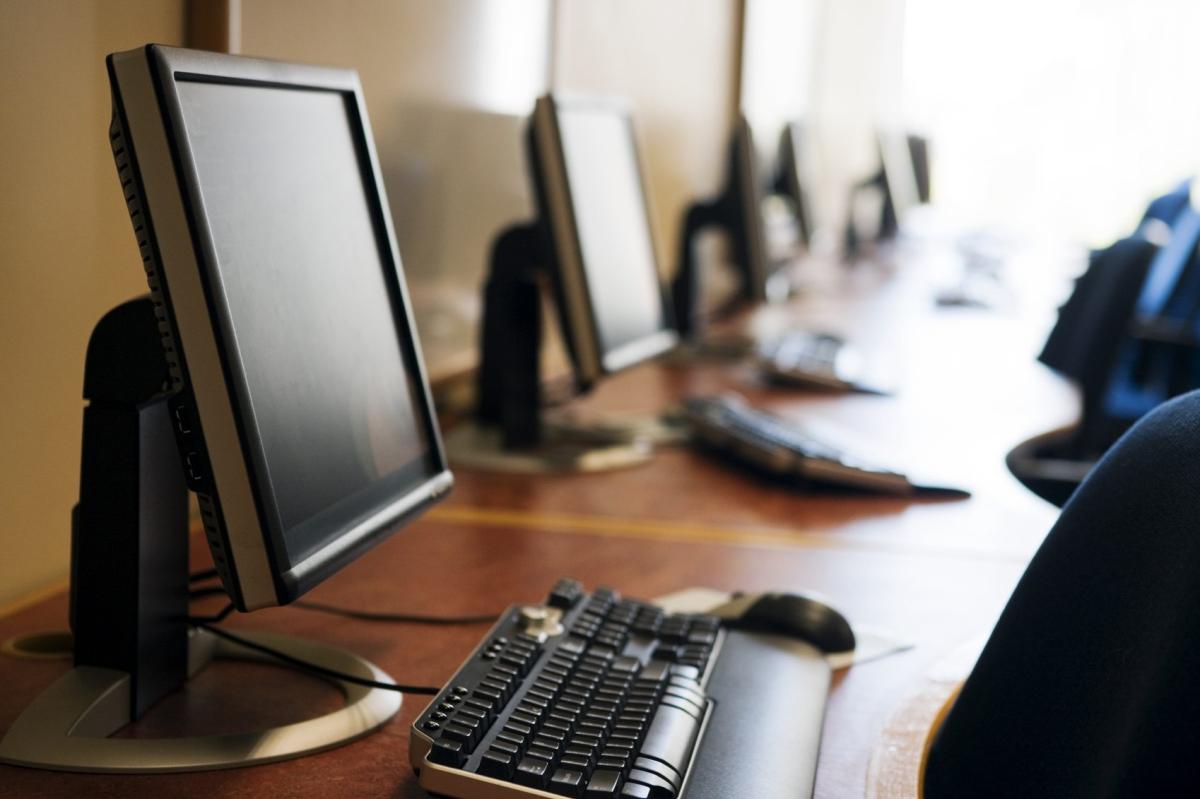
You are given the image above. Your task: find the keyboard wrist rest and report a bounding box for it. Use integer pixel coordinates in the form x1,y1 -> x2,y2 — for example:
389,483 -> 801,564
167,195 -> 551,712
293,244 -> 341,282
681,629 -> 830,798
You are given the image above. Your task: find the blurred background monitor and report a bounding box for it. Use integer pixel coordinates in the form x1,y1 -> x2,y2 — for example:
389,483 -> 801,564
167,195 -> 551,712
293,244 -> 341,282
776,120 -> 816,249
529,94 -> 679,388
878,129 -> 924,237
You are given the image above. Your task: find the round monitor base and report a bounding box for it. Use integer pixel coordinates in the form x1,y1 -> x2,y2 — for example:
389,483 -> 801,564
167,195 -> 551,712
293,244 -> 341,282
0,629 -> 401,773
542,409 -> 691,447
445,421 -> 653,473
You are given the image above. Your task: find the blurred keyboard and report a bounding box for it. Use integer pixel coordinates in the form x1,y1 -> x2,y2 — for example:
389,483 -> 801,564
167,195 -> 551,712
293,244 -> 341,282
684,394 -> 967,497
758,331 -> 888,395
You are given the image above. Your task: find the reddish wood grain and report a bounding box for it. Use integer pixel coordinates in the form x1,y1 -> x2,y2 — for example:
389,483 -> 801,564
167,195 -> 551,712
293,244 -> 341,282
0,261 -> 1077,798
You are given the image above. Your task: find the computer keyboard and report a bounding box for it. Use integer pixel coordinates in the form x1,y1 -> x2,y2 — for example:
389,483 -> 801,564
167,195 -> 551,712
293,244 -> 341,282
757,330 -> 887,394
683,394 -> 968,497
410,579 -> 830,798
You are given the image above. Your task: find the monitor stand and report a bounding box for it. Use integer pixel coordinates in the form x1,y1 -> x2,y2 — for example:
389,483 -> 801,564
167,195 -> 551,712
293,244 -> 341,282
449,224 -> 653,473
666,199 -> 765,362
0,298 -> 400,773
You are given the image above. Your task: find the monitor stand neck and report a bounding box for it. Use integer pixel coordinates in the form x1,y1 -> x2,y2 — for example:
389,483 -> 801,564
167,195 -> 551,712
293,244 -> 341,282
446,224 -> 653,473
671,198 -> 727,342
0,297 -> 399,773
667,199 -> 758,361
476,222 -> 549,448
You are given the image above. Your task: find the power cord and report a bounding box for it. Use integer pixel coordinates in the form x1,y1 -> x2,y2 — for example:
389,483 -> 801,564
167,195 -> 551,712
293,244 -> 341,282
293,600 -> 499,626
192,619 -> 438,695
188,569 -> 501,626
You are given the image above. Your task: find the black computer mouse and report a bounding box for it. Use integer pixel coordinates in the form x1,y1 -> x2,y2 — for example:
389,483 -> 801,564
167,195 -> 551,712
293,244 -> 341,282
716,591 -> 856,654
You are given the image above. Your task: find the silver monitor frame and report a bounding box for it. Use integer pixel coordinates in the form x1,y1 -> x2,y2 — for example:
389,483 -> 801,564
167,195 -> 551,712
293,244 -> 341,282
107,45 -> 452,611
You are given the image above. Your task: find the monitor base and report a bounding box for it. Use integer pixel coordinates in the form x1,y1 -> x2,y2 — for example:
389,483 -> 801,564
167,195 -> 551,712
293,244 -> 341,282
444,421 -> 653,473
0,628 -> 401,773
543,408 -> 691,447
669,333 -> 756,362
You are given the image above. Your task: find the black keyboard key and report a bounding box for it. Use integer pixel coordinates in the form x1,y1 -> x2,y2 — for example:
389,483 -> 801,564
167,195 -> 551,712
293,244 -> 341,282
549,578 -> 584,609
550,767 -> 585,796
597,755 -> 628,771
474,685 -> 503,704
478,749 -> 515,779
559,755 -> 591,773
441,721 -> 477,747
511,710 -> 540,727
611,656 -> 641,674
527,744 -> 558,763
504,720 -> 533,738
490,740 -> 520,757
496,731 -> 527,751
538,727 -> 567,746
620,783 -> 652,798
585,768 -> 623,797
515,755 -> 552,789
558,636 -> 589,656
428,737 -> 467,767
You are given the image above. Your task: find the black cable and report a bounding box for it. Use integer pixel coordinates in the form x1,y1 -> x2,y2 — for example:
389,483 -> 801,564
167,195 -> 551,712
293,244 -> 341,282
187,571 -> 500,625
293,600 -> 500,626
188,601 -> 237,625
194,622 -> 439,695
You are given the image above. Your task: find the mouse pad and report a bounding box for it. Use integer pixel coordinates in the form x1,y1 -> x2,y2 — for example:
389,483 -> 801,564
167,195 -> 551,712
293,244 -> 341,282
653,587 -> 913,670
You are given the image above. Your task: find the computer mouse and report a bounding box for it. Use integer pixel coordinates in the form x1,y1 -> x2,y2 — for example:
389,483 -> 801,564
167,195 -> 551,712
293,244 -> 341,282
712,591 -> 856,654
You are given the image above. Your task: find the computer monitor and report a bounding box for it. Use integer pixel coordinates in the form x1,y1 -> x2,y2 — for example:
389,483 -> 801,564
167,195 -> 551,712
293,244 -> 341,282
672,115 -> 796,337
775,121 -> 815,249
878,129 -> 923,236
107,44 -> 452,611
0,43 -> 453,775
529,94 -> 678,388
467,94 -> 679,462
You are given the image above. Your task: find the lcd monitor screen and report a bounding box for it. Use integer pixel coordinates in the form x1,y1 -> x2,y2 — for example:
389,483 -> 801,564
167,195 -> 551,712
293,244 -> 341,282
176,78 -> 436,566
556,105 -> 668,362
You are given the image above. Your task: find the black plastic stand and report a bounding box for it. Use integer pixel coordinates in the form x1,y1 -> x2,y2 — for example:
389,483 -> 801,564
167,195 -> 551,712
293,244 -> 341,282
70,296 -> 189,720
671,200 -> 728,342
0,298 -> 403,773
842,171 -> 889,260
476,222 -> 549,449
454,224 -> 655,473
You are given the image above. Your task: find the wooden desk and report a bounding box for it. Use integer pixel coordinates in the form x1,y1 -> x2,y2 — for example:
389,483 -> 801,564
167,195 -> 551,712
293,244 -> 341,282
0,261 -> 1078,798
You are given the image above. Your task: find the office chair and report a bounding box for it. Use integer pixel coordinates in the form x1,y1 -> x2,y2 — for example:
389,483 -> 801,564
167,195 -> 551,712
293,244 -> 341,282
927,388 -> 1200,797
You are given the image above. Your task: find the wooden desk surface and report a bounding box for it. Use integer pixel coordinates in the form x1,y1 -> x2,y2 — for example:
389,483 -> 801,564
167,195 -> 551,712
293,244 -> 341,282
0,259 -> 1078,798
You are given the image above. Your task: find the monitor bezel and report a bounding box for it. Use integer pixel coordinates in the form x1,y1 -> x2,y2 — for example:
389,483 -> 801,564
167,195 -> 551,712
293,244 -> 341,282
877,128 -> 922,234
778,120 -> 814,250
530,93 -> 678,386
117,45 -> 452,609
732,114 -> 772,303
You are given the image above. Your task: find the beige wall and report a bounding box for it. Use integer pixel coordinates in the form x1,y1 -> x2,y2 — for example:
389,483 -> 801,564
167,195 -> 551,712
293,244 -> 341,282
0,1 -> 186,608
240,0 -> 553,379
553,0 -> 741,280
